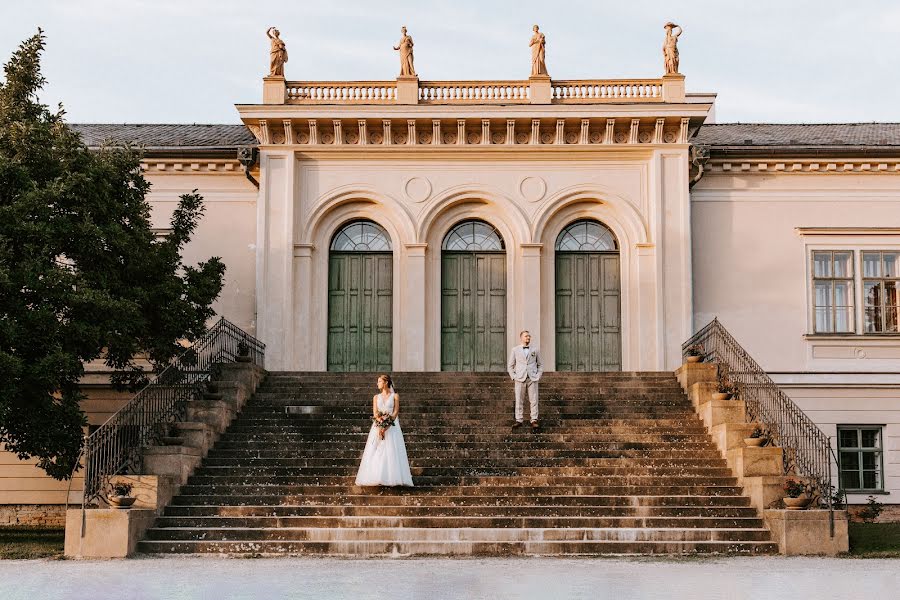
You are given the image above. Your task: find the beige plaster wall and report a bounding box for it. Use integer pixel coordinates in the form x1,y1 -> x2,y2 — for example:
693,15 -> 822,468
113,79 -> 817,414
691,171 -> 900,373
144,168 -> 259,336
787,385 -> 899,501
693,169 -> 900,504
257,148 -> 693,373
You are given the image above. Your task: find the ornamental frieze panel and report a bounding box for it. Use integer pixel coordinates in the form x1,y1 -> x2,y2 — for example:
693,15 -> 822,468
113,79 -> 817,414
247,116 -> 693,148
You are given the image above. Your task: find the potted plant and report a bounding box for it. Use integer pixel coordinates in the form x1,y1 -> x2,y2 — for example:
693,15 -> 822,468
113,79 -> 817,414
744,426 -> 767,447
782,478 -> 810,510
684,344 -> 705,363
236,339 -> 252,363
712,375 -> 737,401
108,481 -> 136,509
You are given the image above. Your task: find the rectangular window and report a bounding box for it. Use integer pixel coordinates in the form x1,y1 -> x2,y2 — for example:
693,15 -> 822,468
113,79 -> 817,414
838,426 -> 884,492
812,251 -> 854,333
863,251 -> 900,333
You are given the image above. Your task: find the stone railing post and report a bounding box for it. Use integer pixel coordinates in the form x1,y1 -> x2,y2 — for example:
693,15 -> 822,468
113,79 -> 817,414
661,73 -> 685,103
529,75 -> 552,104
396,76 -> 419,104
263,76 -> 287,104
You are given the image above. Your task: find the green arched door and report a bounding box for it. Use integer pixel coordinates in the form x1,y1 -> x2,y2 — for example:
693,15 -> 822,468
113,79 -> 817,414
327,220 -> 393,372
441,220 -> 507,371
555,220 -> 621,371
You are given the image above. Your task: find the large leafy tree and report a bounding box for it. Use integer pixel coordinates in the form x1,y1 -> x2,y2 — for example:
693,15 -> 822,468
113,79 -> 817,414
0,31 -> 226,479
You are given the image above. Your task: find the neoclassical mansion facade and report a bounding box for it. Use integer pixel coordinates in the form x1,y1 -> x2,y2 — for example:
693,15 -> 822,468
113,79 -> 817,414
2,57 -> 899,523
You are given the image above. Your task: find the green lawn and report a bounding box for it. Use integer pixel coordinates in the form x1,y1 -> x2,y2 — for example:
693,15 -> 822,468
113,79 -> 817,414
0,526 -> 65,560
848,522 -> 900,557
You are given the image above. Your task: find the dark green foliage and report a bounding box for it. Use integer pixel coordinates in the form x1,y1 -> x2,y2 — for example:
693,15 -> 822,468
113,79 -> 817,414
0,31 -> 225,479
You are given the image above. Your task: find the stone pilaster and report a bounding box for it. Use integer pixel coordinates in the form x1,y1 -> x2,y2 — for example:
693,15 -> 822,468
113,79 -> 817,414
400,243 -> 428,370
256,151 -> 296,370
520,244 -> 543,343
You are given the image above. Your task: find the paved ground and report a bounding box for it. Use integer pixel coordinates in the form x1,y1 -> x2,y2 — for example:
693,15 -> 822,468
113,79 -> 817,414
1,556 -> 897,599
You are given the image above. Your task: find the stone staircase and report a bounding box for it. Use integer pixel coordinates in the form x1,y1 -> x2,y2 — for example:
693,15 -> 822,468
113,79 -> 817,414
137,371 -> 778,555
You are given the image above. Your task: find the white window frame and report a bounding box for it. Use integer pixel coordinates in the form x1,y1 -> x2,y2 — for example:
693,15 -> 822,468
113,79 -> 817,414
801,229 -> 900,336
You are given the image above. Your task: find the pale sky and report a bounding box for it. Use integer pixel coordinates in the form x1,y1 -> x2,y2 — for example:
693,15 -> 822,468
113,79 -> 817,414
2,0 -> 899,124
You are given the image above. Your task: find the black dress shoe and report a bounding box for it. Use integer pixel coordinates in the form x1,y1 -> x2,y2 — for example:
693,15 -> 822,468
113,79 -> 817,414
530,420 -> 540,431
512,421 -> 523,429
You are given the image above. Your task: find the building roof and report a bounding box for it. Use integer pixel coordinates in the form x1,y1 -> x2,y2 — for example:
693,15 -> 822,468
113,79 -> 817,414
69,122 -> 900,156
693,123 -> 900,149
70,123 -> 256,152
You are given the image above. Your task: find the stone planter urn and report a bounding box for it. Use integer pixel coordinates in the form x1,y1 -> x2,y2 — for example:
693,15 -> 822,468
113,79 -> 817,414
685,355 -> 703,363
744,436 -> 766,447
108,495 -> 136,509
161,436 -> 186,446
783,495 -> 811,510
712,392 -> 733,401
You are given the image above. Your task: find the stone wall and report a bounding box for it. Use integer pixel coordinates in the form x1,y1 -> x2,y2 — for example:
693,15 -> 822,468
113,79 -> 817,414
847,502 -> 900,523
0,504 -> 67,527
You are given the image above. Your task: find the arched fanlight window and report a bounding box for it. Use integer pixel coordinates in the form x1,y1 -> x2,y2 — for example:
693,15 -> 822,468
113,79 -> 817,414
442,220 -> 505,251
330,220 -> 392,251
555,220 -> 618,251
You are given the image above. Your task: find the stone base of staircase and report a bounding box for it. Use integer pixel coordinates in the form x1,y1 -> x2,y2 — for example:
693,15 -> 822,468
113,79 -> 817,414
676,361 -> 849,556
138,371 -> 780,557
64,361 -> 266,558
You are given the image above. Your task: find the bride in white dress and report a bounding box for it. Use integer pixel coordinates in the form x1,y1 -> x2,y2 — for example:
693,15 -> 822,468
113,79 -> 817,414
355,374 -> 414,487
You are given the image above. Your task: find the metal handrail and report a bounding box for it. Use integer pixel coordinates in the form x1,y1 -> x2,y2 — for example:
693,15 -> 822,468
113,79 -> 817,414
78,317 -> 265,507
682,317 -> 836,532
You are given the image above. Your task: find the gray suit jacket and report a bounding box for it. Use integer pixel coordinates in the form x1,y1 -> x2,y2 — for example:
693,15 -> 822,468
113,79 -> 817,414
507,344 -> 544,382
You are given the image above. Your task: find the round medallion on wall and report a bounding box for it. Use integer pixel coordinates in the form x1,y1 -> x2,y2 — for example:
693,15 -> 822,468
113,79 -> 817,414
404,176 -> 432,203
519,176 -> 547,203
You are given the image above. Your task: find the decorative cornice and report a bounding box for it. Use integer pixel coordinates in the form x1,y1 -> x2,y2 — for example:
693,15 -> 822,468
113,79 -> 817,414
139,159 -> 243,174
796,227 -> 900,237
241,116 -> 695,149
707,158 -> 900,175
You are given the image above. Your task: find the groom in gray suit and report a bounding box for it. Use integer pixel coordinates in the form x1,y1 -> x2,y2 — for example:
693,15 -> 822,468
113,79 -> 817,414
508,330 -> 544,430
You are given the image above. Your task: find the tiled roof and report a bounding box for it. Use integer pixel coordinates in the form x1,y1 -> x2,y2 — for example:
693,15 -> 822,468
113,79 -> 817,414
68,123 -> 900,152
693,123 -> 900,148
69,123 -> 256,150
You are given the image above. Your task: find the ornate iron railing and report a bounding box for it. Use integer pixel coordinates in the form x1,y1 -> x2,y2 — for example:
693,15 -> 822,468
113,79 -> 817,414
79,317 -> 265,506
682,317 -> 837,530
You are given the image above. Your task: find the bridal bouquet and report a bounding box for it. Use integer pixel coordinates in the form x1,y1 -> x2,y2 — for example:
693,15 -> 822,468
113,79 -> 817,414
373,412 -> 395,439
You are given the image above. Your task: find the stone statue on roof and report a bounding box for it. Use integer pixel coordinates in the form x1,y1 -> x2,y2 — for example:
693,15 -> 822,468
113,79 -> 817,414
529,25 -> 548,77
663,22 -> 682,75
267,27 -> 288,77
394,26 -> 416,77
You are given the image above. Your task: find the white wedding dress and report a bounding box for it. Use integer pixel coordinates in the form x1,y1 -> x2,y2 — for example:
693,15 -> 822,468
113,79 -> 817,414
355,391 -> 414,487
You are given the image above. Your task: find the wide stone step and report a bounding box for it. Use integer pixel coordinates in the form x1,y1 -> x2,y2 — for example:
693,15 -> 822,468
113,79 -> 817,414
169,494 -> 753,508
200,457 -> 731,468
143,525 -> 773,544
152,515 -> 767,530
185,475 -> 739,488
209,439 -> 720,451
137,538 -> 778,556
173,483 -> 746,498
216,432 -> 714,442
192,465 -> 737,478
163,504 -> 762,519
254,390 -> 686,398
203,449 -> 726,460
